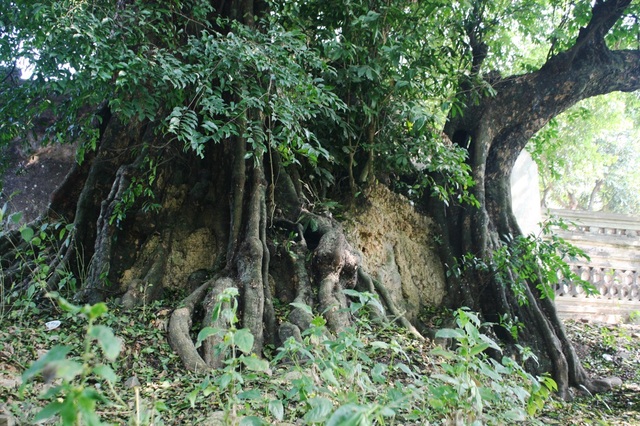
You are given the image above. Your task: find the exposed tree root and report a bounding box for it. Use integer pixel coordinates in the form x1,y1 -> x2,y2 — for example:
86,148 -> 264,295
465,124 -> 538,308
167,279 -> 213,373
275,224 -> 314,341
237,161 -> 267,355
358,269 -> 425,340
313,226 -> 358,332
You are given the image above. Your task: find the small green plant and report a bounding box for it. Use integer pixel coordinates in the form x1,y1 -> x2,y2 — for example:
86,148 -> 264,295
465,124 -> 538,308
450,218 -> 597,308
430,308 -> 556,424
19,294 -> 123,425
342,288 -> 385,326
109,157 -> 161,228
195,287 -> 270,423
0,206 -> 76,322
628,310 -> 640,324
498,312 -> 524,341
600,327 -> 617,350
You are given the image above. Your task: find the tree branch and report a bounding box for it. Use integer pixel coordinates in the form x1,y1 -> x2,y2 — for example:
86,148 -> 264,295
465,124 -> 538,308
545,0 -> 633,70
486,48 -> 640,180
577,0 -> 632,47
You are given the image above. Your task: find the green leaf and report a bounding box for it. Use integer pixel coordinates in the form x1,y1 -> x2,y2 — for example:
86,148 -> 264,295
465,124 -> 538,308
303,397 -> 333,423
9,212 -> 23,224
22,346 -> 71,383
240,355 -> 270,372
33,401 -> 64,422
211,302 -> 222,322
234,328 -> 255,354
89,325 -> 122,361
371,363 -> 387,383
435,328 -> 464,340
53,359 -> 84,381
93,364 -> 118,383
379,406 -> 395,418
342,289 -> 361,298
326,404 -> 366,426
503,408 -> 527,421
432,373 -> 459,385
469,342 -> 490,356
237,389 -> 262,400
478,333 -> 502,352
321,368 -> 340,387
268,399 -> 284,421
187,389 -> 199,408
20,227 -> 34,243
290,302 -> 313,316
47,293 -> 81,314
429,347 -> 456,359
239,416 -> 267,426
85,302 -> 108,320
196,326 -> 221,348
395,362 -> 415,377
370,341 -> 390,350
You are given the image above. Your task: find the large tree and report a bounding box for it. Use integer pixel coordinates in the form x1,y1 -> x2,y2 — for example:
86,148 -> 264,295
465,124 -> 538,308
1,0 -> 638,398
437,0 -> 640,397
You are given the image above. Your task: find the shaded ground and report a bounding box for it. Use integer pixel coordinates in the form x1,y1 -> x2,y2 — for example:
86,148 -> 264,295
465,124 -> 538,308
538,320 -> 640,425
1,300 -> 639,425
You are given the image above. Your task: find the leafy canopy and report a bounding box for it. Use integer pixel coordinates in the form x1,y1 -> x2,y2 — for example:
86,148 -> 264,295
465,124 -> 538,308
3,0 -> 637,211
1,0 -> 484,207
529,92 -> 640,215
1,1 -> 342,167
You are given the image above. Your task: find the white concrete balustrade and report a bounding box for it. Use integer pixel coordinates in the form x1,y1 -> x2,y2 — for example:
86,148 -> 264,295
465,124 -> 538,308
545,209 -> 640,323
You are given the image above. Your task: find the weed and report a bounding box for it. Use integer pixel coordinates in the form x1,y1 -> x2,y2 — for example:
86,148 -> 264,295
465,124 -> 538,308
9,289 -> 557,425
0,205 -> 76,322
195,287 -> 270,423
430,308 -> 556,424
19,294 -> 124,425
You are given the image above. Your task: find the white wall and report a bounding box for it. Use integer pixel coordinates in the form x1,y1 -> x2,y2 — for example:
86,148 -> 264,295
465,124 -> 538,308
510,150 -> 542,236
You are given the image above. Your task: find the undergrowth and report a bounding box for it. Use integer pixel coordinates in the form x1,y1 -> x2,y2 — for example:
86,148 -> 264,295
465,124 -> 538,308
1,288 -> 562,425
1,275 -> 639,425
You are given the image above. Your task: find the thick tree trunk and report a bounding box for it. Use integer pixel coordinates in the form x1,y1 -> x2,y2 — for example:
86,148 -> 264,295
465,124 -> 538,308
437,0 -> 639,398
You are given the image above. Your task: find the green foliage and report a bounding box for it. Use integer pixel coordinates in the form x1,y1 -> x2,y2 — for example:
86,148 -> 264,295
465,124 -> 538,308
0,207 -> 76,321
19,295 -> 124,425
278,0 -> 479,205
451,218 -> 596,307
529,93 -> 640,214
194,287 -> 270,423
184,290 -> 555,423
431,308 -> 556,424
262,295 -> 552,424
2,0 -> 637,216
342,289 -> 386,322
1,1 -> 343,160
1,1 -> 352,225
160,19 -> 343,165
7,300 -> 640,424
496,220 -> 596,304
389,130 -> 479,206
109,156 -> 161,227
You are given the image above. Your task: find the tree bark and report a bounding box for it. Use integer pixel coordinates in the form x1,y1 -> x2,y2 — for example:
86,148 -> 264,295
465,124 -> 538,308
437,0 -> 640,398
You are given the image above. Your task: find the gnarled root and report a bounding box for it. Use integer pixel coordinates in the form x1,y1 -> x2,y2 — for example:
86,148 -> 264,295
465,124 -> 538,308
313,226 -> 358,332
168,279 -> 214,373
